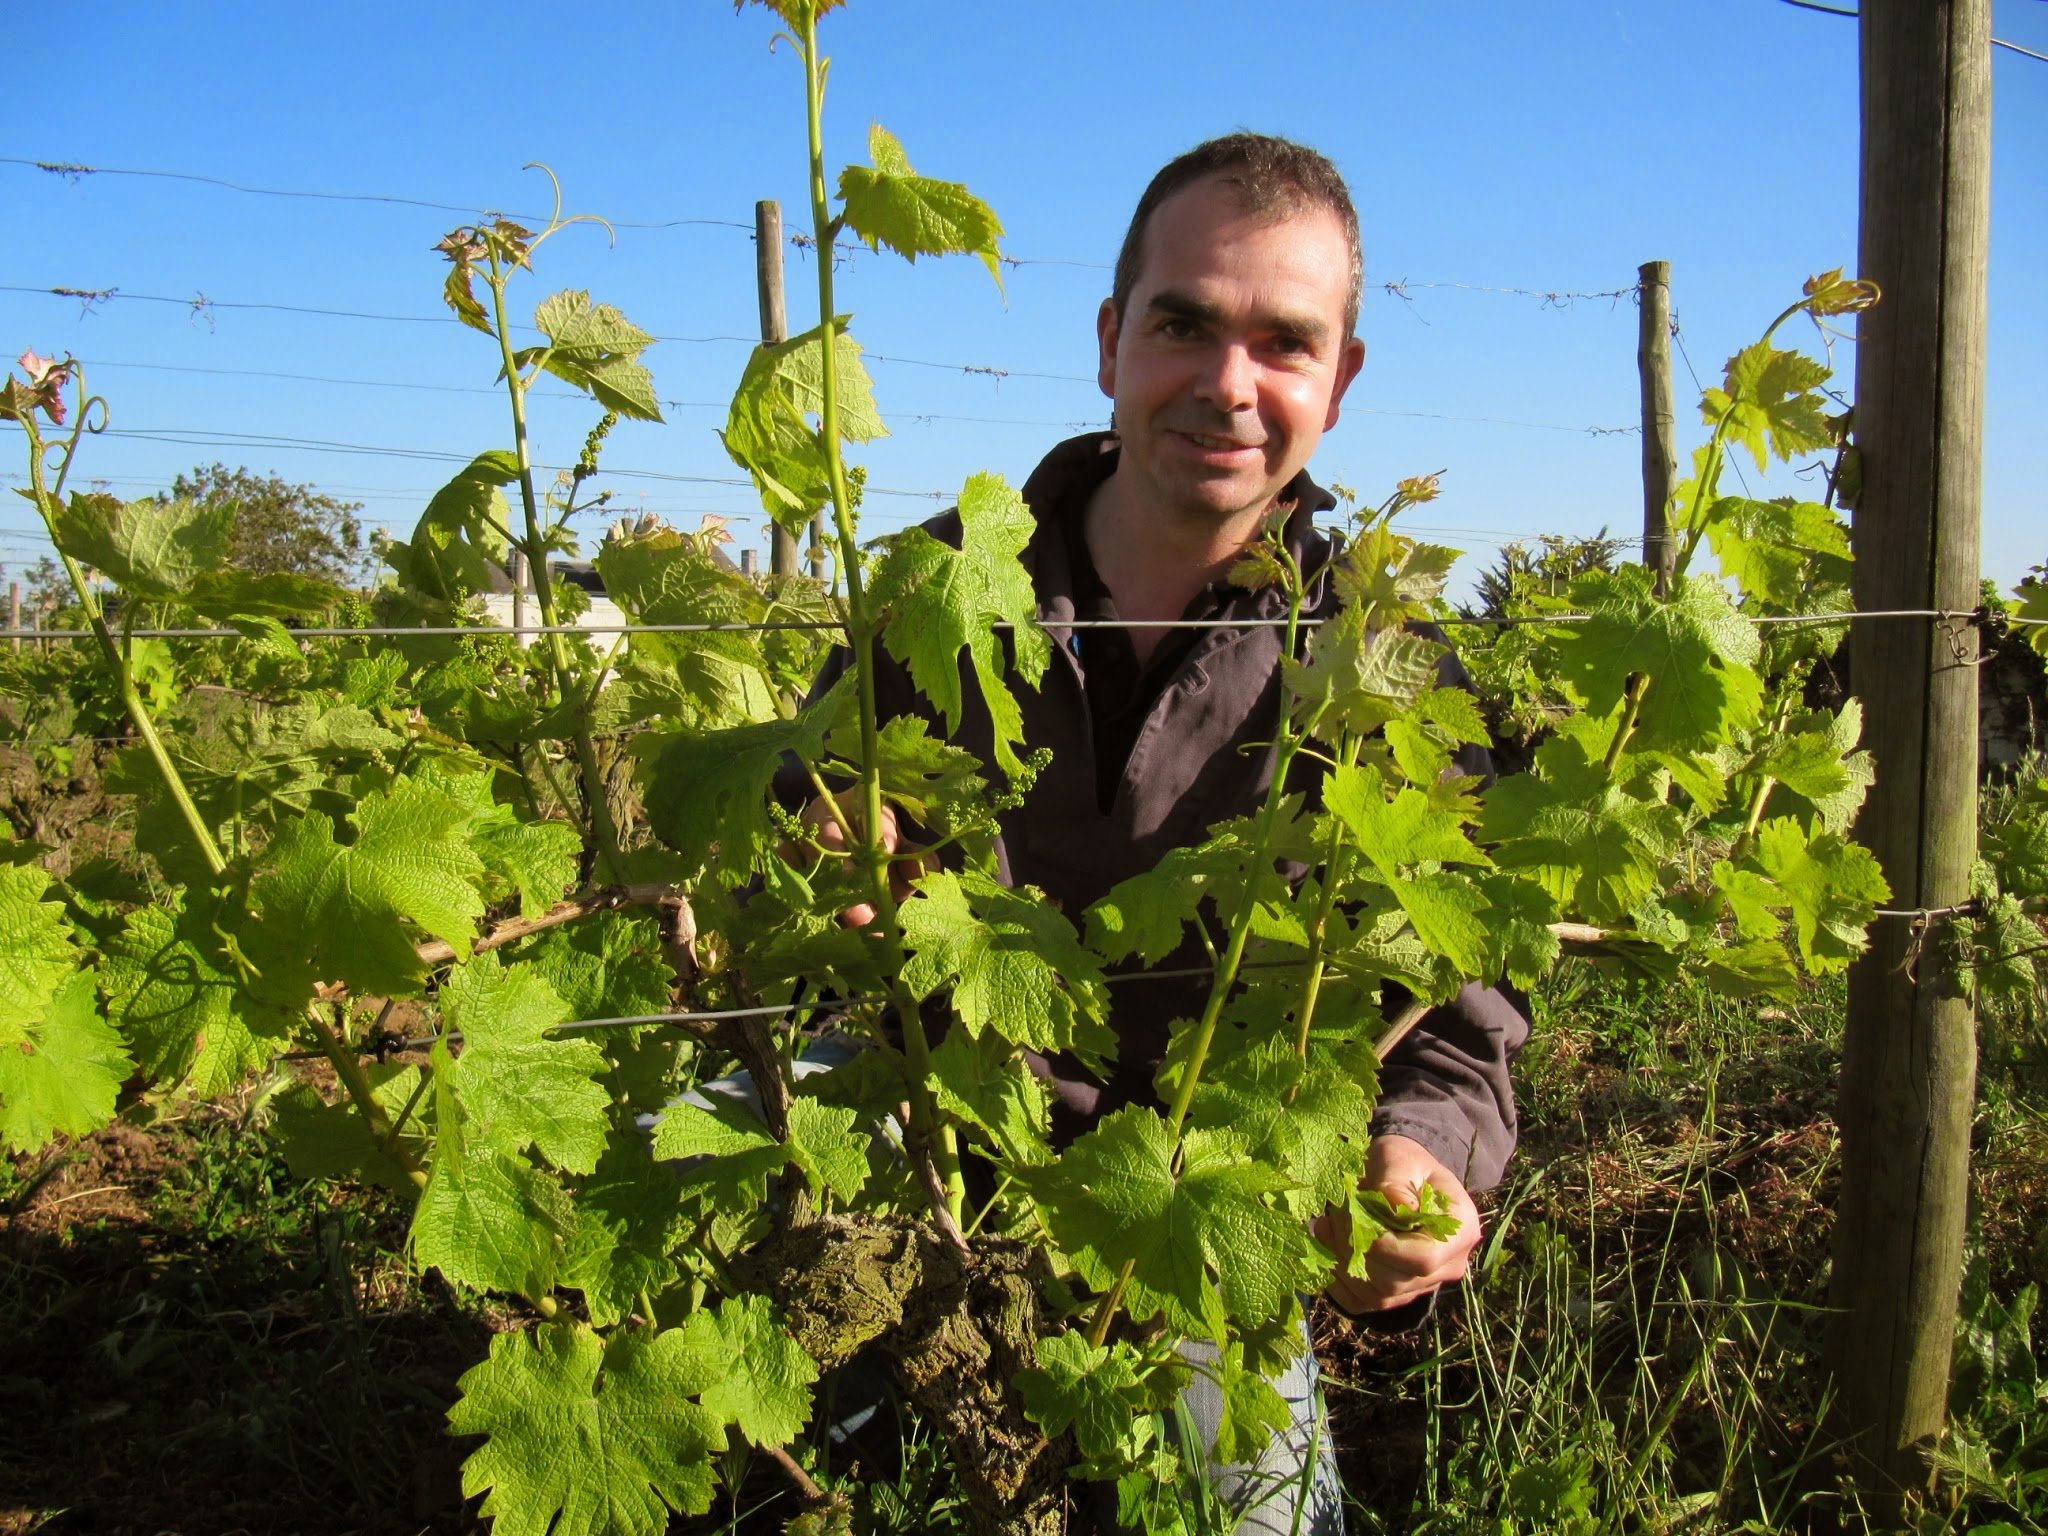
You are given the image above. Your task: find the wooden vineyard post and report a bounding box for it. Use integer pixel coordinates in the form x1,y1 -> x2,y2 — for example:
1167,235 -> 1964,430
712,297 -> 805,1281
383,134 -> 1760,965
1636,260 -> 1676,596
756,199 -> 802,579
8,580 -> 18,651
1831,0 -> 1991,1506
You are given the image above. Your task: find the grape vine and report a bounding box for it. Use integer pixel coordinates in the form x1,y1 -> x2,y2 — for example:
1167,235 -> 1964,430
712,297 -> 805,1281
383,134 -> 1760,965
3,3 -> 2043,1532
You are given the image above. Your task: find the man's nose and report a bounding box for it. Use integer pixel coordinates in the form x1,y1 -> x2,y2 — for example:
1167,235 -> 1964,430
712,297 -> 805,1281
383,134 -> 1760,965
1193,343 -> 1257,412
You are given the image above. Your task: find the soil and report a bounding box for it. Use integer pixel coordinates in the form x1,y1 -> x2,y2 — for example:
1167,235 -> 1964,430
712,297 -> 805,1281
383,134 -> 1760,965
0,1114 -> 491,1536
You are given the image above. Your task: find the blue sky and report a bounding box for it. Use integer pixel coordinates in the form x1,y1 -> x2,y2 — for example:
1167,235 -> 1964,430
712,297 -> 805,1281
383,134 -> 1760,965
6,1 -> 2044,603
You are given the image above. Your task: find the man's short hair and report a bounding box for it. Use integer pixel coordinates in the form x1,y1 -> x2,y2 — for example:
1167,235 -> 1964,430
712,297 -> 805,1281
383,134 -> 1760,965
1111,132 -> 1365,339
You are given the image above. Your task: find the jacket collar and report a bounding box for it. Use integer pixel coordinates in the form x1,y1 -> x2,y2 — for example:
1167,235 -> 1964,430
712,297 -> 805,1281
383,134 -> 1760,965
1018,432 -> 1340,622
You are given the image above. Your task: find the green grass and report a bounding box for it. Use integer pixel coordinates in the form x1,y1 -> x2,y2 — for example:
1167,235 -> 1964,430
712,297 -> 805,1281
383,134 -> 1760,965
1323,963 -> 2048,1536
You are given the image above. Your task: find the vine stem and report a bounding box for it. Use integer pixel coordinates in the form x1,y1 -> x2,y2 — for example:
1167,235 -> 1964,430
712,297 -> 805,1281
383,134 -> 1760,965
1667,297 -> 1812,583
797,8 -> 964,1231
1603,675 -> 1650,773
306,1005 -> 427,1189
18,395 -> 226,880
483,255 -> 628,886
1284,738 -> 1364,1097
413,883 -> 686,966
1088,552 -> 1320,1349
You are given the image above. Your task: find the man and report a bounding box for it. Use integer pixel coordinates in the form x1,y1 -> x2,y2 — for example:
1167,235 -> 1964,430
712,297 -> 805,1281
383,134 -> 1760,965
810,134 -> 1526,1529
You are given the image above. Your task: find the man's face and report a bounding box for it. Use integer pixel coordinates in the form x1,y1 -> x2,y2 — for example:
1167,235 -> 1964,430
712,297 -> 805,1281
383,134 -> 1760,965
1097,173 -> 1366,530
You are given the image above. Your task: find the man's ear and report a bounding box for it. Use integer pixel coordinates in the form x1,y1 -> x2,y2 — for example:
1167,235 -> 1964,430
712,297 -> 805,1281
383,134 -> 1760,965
1095,297 -> 1121,402
1324,335 -> 1367,430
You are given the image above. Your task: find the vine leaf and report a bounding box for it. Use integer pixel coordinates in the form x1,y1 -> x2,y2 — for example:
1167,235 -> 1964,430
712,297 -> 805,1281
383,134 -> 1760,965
413,1052 -> 575,1303
1085,828 -> 1253,967
1479,735 -> 1682,927
441,954 -> 610,1176
253,776 -> 488,998
900,868 -> 1112,1059
650,1094 -> 868,1207
1015,1332 -> 1150,1464
930,1027 -> 1053,1166
1705,496 -> 1850,608
1031,1108 -> 1323,1342
0,864 -> 80,1041
0,969 -> 130,1154
418,767 -> 581,920
1190,1039 -> 1369,1211
868,472 -> 1048,775
449,1322 -> 724,1536
721,318 -> 886,529
102,903 -> 295,1097
633,677 -> 851,884
521,911 -> 674,1022
561,1135 -> 687,1328
1703,340 -> 1833,472
269,1064 -> 428,1192
677,1294 -> 819,1449
1551,570 -> 1762,754
49,491 -> 230,599
1751,817 -> 1891,971
520,290 -> 662,423
1208,1342 -> 1293,1465
381,451 -> 518,605
836,124 -> 1005,289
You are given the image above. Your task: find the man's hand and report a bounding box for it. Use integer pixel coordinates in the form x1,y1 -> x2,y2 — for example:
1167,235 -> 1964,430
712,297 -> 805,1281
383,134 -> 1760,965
792,798 -> 926,929
1315,1134 -> 1483,1315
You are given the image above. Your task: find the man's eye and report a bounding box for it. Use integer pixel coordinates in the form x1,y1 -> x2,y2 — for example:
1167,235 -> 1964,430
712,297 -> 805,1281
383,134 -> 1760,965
1158,317 -> 1201,340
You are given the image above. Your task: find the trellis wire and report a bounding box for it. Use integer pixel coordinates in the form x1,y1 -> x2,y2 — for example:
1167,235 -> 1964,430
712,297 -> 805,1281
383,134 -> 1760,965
281,959 -> 1322,1060
4,606 -> 2033,645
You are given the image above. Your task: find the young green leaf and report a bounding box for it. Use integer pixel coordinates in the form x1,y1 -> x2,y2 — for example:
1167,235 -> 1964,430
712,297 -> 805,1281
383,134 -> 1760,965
1085,829 -> 1253,967
930,1027 -> 1053,1165
268,1064 -> 429,1192
1751,817 -> 1891,971
380,451 -> 518,605
0,863 -> 80,1042
836,124 -> 1006,289
441,954 -> 610,1176
633,678 -> 850,883
449,1322 -> 725,1535
1205,1342 -> 1293,1465
1550,570 -> 1763,754
0,969 -> 130,1154
1479,735 -> 1683,926
677,1294 -> 819,1449
1031,1108 -> 1323,1341
413,1127 -> 574,1302
1189,1038 -> 1370,1210
522,290 -> 663,423
252,776 -> 489,998
102,902 -> 296,1097
1703,339 -> 1833,473
561,1135 -> 687,1327
720,319 -> 885,528
1016,1332 -> 1149,1464
900,867 -> 1111,1057
48,491 -> 231,600
868,472 -> 1049,775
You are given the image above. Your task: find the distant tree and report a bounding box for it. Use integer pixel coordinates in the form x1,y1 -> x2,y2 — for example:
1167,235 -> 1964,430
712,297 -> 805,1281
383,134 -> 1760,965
162,464 -> 370,586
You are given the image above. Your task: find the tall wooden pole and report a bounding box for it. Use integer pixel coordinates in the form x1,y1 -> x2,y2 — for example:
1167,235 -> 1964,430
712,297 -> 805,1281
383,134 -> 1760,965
7,581 -> 19,652
1831,0 -> 1990,1504
1636,261 -> 1676,595
755,199 -> 801,579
